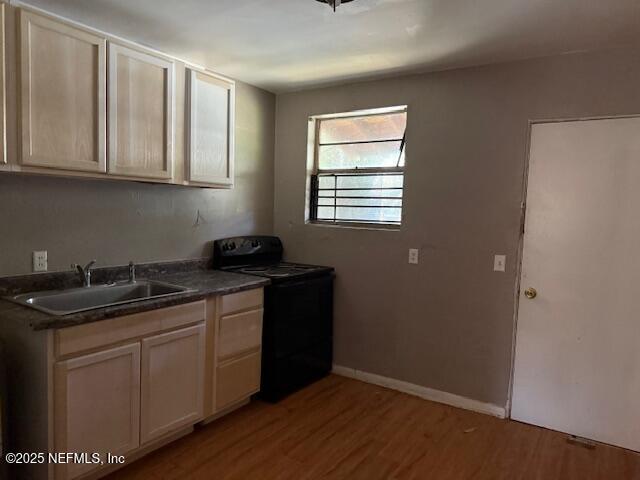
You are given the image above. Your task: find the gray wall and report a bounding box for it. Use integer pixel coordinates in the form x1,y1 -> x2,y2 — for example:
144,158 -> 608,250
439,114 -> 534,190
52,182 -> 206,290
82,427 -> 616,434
0,81 -> 275,276
274,47 -> 640,407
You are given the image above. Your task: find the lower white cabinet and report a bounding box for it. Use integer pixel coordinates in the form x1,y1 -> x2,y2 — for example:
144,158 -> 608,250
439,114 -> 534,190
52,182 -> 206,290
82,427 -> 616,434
212,290 -> 264,413
216,351 -> 261,411
141,324 -> 205,444
52,302 -> 206,479
1,293 -> 264,480
54,343 -> 141,480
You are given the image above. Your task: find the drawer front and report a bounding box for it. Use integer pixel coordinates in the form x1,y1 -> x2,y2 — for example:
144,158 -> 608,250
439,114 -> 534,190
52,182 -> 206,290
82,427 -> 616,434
56,301 -> 206,357
220,288 -> 263,315
216,351 -> 261,410
218,308 -> 263,360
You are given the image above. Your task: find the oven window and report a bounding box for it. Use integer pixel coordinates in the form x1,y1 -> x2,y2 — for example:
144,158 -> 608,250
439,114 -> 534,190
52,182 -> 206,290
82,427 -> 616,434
309,107 -> 407,228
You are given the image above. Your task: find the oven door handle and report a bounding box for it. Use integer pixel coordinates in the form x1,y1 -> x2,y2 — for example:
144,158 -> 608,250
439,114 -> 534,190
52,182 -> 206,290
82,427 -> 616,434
273,275 -> 333,289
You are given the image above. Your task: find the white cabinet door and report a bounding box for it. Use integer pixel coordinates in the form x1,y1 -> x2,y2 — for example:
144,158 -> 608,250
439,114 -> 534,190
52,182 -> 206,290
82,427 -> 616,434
54,343 -> 140,480
108,42 -> 174,179
140,324 -> 205,444
186,68 -> 234,186
19,10 -> 106,172
216,351 -> 261,411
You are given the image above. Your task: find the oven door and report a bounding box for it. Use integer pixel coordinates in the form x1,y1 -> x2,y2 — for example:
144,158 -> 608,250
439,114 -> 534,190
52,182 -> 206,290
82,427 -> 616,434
260,275 -> 333,401
264,275 -> 333,357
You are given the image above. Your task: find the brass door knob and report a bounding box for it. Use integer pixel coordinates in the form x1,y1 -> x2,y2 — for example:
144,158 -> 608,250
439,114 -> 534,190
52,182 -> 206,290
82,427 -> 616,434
524,287 -> 537,299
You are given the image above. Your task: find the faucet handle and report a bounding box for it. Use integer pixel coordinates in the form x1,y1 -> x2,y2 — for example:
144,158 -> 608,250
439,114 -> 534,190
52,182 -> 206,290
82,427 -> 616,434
128,261 -> 136,283
72,262 -> 92,287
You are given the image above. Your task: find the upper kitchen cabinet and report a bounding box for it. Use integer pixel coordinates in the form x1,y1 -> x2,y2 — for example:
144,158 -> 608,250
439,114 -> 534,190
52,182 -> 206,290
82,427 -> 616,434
108,42 -> 174,180
186,68 -> 235,187
19,10 -> 106,172
7,6 -> 233,188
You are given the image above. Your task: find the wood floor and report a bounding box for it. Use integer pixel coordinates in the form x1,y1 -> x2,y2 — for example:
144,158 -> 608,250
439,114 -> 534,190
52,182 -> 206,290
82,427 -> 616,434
107,375 -> 640,480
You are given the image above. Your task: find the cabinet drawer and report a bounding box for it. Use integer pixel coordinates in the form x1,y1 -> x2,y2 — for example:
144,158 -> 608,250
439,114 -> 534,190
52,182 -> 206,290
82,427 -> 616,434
56,301 -> 206,357
218,308 -> 263,360
216,352 -> 261,410
221,288 -> 263,315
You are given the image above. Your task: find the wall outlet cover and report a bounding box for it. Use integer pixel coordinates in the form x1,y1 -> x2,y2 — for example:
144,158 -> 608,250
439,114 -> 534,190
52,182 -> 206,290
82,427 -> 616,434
33,251 -> 48,272
409,248 -> 419,265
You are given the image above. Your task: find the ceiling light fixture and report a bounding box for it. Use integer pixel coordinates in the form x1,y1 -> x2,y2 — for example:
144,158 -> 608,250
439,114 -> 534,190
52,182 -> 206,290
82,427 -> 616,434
315,0 -> 355,12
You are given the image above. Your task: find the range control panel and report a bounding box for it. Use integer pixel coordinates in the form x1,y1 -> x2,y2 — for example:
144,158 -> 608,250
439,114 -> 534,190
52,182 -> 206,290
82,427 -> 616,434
213,236 -> 283,267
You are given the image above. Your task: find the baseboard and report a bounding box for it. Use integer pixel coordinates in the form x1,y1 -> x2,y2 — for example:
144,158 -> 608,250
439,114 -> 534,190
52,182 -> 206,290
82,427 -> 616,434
200,397 -> 251,425
332,364 -> 506,419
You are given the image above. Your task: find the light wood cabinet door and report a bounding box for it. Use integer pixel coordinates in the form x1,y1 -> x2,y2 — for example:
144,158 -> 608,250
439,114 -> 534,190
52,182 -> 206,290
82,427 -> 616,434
216,351 -> 261,411
108,42 -> 174,179
19,10 -> 106,172
141,324 -> 205,444
186,68 -> 234,186
54,343 -> 140,480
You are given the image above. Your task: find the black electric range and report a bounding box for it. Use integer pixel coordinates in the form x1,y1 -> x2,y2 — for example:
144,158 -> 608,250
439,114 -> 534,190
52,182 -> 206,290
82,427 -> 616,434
213,236 -> 334,402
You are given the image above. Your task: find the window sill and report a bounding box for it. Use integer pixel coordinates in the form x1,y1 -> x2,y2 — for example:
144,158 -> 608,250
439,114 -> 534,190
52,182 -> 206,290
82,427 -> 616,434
306,220 -> 401,232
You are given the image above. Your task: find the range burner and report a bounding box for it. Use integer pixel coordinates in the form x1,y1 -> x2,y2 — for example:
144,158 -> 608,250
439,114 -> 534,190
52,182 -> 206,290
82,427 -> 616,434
239,267 -> 288,278
237,263 -> 324,279
241,266 -> 268,272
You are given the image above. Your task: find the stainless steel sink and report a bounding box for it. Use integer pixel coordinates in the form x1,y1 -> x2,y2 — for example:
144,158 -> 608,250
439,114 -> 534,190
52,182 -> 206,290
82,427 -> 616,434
6,280 -> 196,316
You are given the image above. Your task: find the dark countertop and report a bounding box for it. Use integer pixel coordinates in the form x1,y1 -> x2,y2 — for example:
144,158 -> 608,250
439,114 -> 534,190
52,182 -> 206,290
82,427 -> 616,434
0,267 -> 269,331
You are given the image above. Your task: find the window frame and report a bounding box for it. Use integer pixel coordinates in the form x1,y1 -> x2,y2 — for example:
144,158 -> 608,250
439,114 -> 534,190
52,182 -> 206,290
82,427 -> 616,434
308,106 -> 407,230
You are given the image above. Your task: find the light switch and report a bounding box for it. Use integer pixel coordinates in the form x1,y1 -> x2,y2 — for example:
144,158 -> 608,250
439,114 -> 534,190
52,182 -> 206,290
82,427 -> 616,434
493,254 -> 506,272
408,248 -> 419,265
33,251 -> 48,272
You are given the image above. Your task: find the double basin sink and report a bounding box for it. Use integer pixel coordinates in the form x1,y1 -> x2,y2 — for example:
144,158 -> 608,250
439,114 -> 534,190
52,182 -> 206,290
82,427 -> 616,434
6,280 -> 195,316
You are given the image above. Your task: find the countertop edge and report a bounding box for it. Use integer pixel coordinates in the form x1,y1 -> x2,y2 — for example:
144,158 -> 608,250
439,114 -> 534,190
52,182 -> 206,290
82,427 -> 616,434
0,274 -> 270,331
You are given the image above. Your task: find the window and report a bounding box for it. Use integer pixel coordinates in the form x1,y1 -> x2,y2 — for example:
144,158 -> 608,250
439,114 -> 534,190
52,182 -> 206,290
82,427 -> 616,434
309,107 -> 407,228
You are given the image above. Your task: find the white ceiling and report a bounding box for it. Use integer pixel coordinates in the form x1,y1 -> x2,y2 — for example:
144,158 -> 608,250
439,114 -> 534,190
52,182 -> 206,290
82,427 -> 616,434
22,0 -> 640,93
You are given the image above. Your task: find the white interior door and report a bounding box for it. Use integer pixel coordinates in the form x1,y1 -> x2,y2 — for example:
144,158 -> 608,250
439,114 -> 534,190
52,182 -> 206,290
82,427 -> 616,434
512,116 -> 640,452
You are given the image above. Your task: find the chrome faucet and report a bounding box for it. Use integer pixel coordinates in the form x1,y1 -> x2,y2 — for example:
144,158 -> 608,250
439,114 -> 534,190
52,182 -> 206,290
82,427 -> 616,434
72,260 -> 97,287
128,261 -> 136,283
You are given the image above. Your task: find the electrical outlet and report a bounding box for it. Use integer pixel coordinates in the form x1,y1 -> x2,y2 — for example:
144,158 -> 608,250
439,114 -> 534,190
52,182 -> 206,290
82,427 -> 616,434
493,254 -> 506,272
33,251 -> 48,272
408,248 -> 419,265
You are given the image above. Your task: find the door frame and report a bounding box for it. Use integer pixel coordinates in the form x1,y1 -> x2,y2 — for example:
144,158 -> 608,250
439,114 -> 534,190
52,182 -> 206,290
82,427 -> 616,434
506,113 -> 640,419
